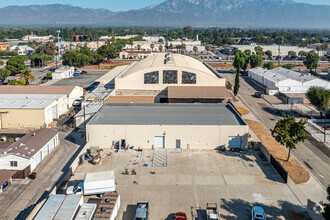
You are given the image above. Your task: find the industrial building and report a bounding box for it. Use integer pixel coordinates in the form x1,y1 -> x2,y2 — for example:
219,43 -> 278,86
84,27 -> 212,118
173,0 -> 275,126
0,128 -> 59,178
114,53 -> 230,102
86,103 -> 248,150
0,86 -> 83,129
248,67 -> 329,94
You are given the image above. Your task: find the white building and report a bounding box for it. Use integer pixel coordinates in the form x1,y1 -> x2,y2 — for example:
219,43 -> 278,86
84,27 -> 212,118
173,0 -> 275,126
10,45 -> 34,56
0,128 -> 59,177
53,66 -> 74,79
168,40 -> 201,47
232,45 -> 312,57
22,34 -> 53,42
248,67 -> 330,94
86,103 -> 249,150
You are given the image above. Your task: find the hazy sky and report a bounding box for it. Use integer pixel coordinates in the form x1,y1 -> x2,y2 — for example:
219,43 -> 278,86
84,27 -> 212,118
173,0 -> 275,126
0,0 -> 329,11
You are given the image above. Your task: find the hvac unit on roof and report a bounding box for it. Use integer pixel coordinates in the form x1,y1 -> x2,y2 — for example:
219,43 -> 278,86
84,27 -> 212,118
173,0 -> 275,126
32,133 -> 36,136
19,143 -> 25,147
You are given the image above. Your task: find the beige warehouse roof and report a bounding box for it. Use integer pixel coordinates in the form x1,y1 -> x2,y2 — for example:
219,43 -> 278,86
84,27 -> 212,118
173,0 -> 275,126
0,85 -> 78,95
168,86 -> 232,99
96,65 -> 129,84
119,53 -> 219,79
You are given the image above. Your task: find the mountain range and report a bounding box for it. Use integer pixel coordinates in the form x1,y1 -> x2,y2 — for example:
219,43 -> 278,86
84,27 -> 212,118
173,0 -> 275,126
0,0 -> 329,28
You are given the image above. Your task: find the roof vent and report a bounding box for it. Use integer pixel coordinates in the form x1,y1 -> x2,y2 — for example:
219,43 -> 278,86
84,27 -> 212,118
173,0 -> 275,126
105,198 -> 111,203
19,143 -> 25,147
32,133 -> 36,136
101,207 -> 107,212
31,149 -> 35,152
28,152 -> 30,154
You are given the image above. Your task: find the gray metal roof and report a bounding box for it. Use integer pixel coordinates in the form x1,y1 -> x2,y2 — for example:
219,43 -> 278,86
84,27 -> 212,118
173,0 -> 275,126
89,103 -> 246,126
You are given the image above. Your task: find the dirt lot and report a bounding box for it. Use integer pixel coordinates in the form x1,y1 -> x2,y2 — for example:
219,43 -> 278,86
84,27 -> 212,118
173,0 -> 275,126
245,119 -> 310,184
66,148 -> 306,219
235,105 -> 250,115
83,61 -> 133,70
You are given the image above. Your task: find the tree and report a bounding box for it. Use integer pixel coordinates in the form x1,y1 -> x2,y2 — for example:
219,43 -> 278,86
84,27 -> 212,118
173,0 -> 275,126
158,45 -> 163,52
0,68 -> 10,80
150,43 -> 155,51
205,46 -> 211,55
322,185 -> 330,220
193,46 -> 198,56
281,63 -> 295,70
244,49 -> 251,56
137,44 -> 141,51
265,50 -> 272,59
46,71 -> 52,79
225,81 -> 232,91
271,117 -> 308,161
181,43 -> 186,54
6,56 -> 28,72
254,46 -> 263,55
31,54 -> 53,67
288,51 -> 297,59
306,86 -> 330,117
183,26 -> 193,37
298,51 -> 306,57
304,52 -> 319,72
250,54 -> 263,68
169,43 -> 174,51
233,50 -> 247,96
68,31 -> 75,48
0,60 -> 3,65
316,46 -> 321,56
38,42 -> 57,56
22,68 -> 34,85
263,62 -> 274,70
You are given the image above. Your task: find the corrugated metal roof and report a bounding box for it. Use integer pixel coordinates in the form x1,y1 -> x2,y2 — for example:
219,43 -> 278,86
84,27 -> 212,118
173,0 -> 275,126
105,96 -> 155,103
34,194 -> 66,220
89,103 -> 246,126
0,94 -> 64,109
0,85 -> 78,95
53,195 -> 82,220
167,86 -> 232,99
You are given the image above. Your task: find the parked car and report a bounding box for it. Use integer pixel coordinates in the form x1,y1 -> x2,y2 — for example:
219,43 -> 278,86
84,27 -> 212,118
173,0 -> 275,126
255,91 -> 264,98
229,70 -> 235,73
252,206 -> 266,220
174,212 -> 187,220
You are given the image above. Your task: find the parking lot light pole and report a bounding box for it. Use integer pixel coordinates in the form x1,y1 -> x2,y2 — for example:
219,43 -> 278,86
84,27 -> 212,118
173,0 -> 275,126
56,30 -> 60,69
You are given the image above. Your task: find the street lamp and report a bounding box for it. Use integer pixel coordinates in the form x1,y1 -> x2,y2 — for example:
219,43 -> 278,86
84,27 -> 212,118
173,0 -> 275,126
56,30 -> 61,69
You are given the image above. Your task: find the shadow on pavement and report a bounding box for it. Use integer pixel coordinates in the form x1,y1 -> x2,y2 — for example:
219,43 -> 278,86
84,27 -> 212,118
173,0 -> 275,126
219,198 -> 306,220
122,204 -> 137,220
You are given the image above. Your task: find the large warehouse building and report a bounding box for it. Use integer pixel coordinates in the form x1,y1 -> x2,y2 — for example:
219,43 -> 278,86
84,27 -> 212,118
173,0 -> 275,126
114,53 -> 231,103
86,103 -> 249,150
248,67 -> 329,94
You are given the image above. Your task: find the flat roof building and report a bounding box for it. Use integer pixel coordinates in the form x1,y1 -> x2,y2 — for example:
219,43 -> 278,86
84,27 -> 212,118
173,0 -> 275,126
87,103 -> 248,150
248,67 -> 329,94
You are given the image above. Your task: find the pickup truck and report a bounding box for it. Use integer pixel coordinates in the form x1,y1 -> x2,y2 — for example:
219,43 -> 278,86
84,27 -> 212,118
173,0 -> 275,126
206,203 -> 219,220
134,202 -> 149,220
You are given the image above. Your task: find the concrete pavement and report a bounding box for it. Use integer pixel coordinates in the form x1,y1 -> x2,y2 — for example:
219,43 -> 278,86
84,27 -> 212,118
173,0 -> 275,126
221,72 -> 330,189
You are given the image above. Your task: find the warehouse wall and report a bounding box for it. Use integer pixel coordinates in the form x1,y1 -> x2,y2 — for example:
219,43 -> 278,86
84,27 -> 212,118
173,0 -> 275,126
87,124 -> 248,150
116,67 -> 225,91
0,109 -> 45,130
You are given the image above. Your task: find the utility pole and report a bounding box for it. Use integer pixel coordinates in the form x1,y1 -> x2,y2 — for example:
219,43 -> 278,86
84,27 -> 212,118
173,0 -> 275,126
278,44 -> 280,67
41,39 -> 43,68
324,111 -> 327,143
83,105 -> 87,143
56,30 -> 60,69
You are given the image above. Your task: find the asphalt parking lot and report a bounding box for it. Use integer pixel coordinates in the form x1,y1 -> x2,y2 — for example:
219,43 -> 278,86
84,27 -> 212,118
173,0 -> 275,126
67,149 -> 306,220
51,70 -> 109,87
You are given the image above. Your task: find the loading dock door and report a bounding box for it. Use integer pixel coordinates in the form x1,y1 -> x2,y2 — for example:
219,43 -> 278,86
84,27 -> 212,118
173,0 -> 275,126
52,105 -> 57,119
228,136 -> 241,149
154,136 -> 165,148
34,151 -> 42,167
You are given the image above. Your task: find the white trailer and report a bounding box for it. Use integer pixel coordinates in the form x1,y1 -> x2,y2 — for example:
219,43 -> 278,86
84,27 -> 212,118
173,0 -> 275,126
53,195 -> 83,220
66,171 -> 116,196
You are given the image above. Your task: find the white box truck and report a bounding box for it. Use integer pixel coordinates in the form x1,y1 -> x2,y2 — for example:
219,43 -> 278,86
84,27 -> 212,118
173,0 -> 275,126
66,171 -> 116,197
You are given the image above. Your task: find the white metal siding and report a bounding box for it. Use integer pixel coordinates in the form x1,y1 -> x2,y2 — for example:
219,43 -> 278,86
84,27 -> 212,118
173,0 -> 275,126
34,151 -> 42,167
228,136 -> 241,149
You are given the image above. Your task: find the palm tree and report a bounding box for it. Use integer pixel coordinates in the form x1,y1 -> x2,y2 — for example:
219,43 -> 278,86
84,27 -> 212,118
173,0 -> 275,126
205,46 -> 211,56
22,69 -> 34,85
150,43 -> 155,52
316,46 -> 321,56
181,43 -> 186,54
169,43 -> 174,51
68,31 -> 75,49
158,45 -> 163,52
137,44 -> 141,51
193,46 -> 198,56
111,37 -> 116,50
129,39 -> 134,52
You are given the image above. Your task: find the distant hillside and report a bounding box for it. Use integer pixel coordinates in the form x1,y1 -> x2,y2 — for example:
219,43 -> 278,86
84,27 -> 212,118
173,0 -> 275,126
0,4 -> 117,25
0,1 -> 329,29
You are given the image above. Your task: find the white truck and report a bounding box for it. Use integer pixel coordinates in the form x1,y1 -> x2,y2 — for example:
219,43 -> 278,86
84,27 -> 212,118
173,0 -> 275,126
66,171 -> 116,197
206,203 -> 219,220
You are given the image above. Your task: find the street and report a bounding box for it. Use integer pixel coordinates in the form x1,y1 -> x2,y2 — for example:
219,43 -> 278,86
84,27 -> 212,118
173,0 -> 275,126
30,63 -> 63,85
221,72 -> 330,189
